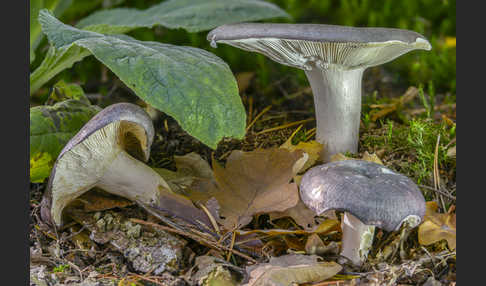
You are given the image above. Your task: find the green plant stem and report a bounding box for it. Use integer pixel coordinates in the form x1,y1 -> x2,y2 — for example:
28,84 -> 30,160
30,46 -> 91,95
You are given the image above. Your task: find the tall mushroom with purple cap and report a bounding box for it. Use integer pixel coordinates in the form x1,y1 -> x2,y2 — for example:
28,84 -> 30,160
40,102 -> 212,230
207,23 -> 431,161
299,159 -> 425,266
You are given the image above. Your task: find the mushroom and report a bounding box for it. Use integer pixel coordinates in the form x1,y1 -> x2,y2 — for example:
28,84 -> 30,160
40,103 -> 211,230
299,159 -> 425,266
207,23 -> 431,161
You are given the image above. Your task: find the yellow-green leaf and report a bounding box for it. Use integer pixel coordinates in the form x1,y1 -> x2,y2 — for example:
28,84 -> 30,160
30,100 -> 100,182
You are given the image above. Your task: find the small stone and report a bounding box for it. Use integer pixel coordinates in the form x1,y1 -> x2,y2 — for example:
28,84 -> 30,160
104,213 -> 114,231
96,219 -> 106,231
68,210 -> 187,274
124,221 -> 142,238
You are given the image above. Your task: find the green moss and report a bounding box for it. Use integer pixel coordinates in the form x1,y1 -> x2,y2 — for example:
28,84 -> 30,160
362,118 -> 455,184
406,119 -> 455,184
53,264 -> 70,273
290,127 -> 308,144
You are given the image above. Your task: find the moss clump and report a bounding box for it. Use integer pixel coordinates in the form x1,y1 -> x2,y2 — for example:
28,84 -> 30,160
361,118 -> 455,185
406,119 -> 455,183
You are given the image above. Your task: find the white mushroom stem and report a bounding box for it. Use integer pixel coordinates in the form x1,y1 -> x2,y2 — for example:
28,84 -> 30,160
98,150 -> 214,230
305,67 -> 364,162
340,212 -> 375,266
96,148 -> 170,204
50,149 -> 169,225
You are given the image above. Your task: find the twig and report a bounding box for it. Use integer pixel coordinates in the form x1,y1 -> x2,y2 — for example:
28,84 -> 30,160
418,185 -> 456,200
246,105 -> 272,131
247,96 -> 254,125
433,134 -> 440,191
420,246 -> 437,268
34,224 -> 58,241
311,280 -> 347,286
130,219 -> 257,263
288,124 -> 304,140
234,235 -> 268,246
62,248 -> 102,255
433,134 -> 447,210
406,103 -> 456,116
164,119 -> 169,132
62,225 -> 87,240
226,231 -> 237,261
198,202 -> 220,235
128,273 -> 167,286
218,150 -> 232,160
255,118 -> 315,135
305,127 -> 316,140
59,221 -> 79,231
285,86 -> 312,99
444,137 -> 456,149
118,277 -> 144,286
66,260 -> 84,281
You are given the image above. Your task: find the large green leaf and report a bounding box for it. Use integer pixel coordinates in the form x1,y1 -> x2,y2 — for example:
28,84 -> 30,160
30,0 -> 289,94
30,18 -> 135,95
30,0 -> 73,64
76,0 -> 290,33
38,10 -> 246,149
30,99 -> 101,183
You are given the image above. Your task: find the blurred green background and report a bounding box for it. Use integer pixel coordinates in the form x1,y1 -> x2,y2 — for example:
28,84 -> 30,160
31,0 -> 456,98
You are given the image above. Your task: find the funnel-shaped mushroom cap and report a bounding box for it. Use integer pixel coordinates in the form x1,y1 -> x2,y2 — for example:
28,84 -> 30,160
41,103 -> 156,226
58,102 -> 154,161
208,23 -> 431,70
299,160 -> 425,231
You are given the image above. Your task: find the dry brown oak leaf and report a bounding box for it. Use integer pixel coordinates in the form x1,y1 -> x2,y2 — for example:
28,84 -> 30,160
418,201 -> 456,250
269,199 -> 317,231
265,137 -> 323,230
187,148 -> 305,230
280,138 -> 323,173
244,254 -> 342,286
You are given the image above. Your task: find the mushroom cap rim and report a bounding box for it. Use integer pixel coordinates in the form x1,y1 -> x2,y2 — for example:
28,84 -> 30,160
321,208 -> 422,232
56,102 -> 154,161
208,23 -> 431,50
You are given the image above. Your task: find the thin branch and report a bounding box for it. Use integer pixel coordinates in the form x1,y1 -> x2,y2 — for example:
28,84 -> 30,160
418,185 -> 456,200
130,218 -> 257,263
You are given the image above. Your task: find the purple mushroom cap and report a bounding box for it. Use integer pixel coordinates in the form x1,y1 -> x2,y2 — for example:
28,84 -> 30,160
300,159 -> 426,231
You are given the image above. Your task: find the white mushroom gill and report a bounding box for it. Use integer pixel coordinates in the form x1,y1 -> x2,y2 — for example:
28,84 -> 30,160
217,38 -> 430,71
50,121 -> 169,225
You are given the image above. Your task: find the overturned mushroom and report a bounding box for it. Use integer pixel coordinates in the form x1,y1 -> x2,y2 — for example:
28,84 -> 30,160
40,103 -> 211,230
299,159 -> 425,266
208,23 -> 431,161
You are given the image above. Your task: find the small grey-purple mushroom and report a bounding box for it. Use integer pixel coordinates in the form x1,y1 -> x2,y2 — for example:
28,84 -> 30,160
40,103 -> 211,230
207,23 -> 431,161
299,159 -> 425,266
